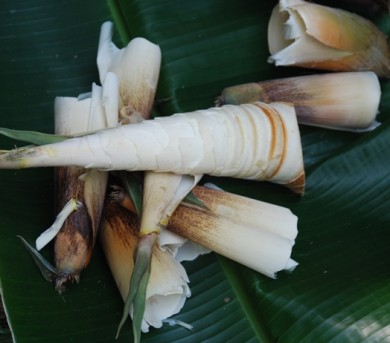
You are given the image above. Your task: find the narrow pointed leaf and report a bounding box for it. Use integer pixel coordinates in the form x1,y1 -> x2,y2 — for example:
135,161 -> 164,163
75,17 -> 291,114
0,128 -> 68,145
17,236 -> 60,283
131,262 -> 151,343
116,234 -> 155,338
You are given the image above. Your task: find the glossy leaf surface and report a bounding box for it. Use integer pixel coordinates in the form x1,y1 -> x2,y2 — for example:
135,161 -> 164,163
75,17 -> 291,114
0,1 -> 389,342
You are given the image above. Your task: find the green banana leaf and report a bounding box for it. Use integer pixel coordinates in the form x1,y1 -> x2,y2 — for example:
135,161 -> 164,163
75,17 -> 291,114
1,0 -> 389,342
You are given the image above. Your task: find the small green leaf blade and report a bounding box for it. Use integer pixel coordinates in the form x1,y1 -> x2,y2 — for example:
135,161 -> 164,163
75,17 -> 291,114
0,128 -> 68,145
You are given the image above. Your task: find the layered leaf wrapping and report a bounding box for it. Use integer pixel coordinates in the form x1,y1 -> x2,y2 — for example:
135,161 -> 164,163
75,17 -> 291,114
268,0 -> 390,77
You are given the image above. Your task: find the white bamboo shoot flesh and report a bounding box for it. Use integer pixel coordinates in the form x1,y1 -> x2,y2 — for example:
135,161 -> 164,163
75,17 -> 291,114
109,182 -> 298,277
168,187 -> 299,278
268,0 -> 390,77
217,72 -> 381,131
100,201 -> 190,333
97,23 -> 199,241
97,21 -> 161,123
0,102 -> 305,194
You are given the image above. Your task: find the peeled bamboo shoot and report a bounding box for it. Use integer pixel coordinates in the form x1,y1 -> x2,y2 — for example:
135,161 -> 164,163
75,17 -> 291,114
0,102 -> 305,194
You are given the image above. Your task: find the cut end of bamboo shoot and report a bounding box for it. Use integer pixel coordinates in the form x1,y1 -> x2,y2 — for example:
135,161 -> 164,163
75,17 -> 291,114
97,21 -> 161,122
268,0 -> 390,77
167,187 -> 299,278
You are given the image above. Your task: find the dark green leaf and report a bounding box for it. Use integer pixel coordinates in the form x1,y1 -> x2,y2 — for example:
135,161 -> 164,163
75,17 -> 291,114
0,328 -> 13,343
0,0 -> 389,343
